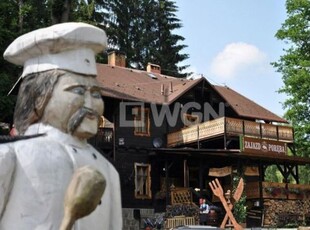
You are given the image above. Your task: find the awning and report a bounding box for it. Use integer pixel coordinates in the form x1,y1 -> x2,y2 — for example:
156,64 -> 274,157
150,148 -> 310,165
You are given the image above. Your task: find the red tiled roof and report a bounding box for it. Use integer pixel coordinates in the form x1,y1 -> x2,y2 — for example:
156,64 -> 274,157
213,85 -> 287,123
96,64 -> 287,123
96,64 -> 203,104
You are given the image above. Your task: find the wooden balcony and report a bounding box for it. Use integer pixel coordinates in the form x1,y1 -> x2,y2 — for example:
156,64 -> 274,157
167,117 -> 294,147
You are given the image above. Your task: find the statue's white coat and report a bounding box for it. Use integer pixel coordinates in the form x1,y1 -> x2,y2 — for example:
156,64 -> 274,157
0,123 -> 122,230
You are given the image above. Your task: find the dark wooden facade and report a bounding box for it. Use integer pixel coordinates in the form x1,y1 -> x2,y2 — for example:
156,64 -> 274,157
90,62 -> 310,227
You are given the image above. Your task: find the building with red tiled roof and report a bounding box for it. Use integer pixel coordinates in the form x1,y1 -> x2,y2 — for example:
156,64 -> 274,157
97,63 -> 203,104
213,85 -> 287,123
96,58 -> 287,124
91,51 -> 310,229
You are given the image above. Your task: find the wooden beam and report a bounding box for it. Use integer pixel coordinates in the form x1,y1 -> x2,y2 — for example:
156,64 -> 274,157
259,161 -> 264,208
287,164 -> 298,182
199,161 -> 204,198
276,164 -> 286,179
165,160 -> 169,206
295,165 -> 299,184
183,159 -> 188,187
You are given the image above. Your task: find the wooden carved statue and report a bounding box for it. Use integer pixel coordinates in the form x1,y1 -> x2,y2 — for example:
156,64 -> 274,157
0,23 -> 122,230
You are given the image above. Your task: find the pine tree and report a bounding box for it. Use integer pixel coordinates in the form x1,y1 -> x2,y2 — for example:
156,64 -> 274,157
104,0 -> 190,77
0,1 -> 21,123
0,0 -> 191,124
71,0 -> 110,27
152,0 -> 189,77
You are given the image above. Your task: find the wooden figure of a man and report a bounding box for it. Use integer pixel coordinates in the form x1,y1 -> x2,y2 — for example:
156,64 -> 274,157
0,22 -> 122,230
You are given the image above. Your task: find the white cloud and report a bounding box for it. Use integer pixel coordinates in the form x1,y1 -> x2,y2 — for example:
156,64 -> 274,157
210,42 -> 267,79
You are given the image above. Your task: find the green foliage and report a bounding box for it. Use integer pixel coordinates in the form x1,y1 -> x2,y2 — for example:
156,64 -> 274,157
50,0 -> 71,24
19,0 -> 50,31
264,165 -> 283,182
1,0 -> 189,75
0,0 -> 50,124
105,0 -> 190,77
0,1 -> 22,124
0,73 -> 17,124
153,0 -> 189,77
0,0 -> 190,125
71,0 -> 109,26
272,0 -> 310,183
299,165 -> 310,184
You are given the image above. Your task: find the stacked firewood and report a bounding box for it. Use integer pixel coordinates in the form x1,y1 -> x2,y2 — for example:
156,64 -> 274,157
165,203 -> 200,220
263,199 -> 310,227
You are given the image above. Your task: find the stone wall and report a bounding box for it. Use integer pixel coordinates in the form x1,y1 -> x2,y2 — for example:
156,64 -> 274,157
122,208 -> 165,230
263,199 -> 310,227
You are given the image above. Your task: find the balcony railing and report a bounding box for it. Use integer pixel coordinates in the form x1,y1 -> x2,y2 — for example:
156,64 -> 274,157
167,117 -> 293,147
214,181 -> 310,200
246,181 -> 310,200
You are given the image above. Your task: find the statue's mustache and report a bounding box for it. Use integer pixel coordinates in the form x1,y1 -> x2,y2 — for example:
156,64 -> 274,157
68,107 -> 100,134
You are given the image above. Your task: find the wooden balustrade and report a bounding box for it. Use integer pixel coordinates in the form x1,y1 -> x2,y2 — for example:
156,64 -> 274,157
167,117 -> 293,147
244,120 -> 261,136
199,117 -> 225,139
225,117 -> 243,134
165,216 -> 197,229
278,126 -> 294,141
245,181 -> 310,200
261,123 -> 277,139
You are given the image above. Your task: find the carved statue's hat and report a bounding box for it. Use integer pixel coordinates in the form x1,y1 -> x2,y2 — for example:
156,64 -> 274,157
4,22 -> 107,78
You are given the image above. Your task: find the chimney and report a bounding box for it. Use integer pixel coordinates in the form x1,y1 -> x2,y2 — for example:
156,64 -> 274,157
108,51 -> 126,67
146,63 -> 161,74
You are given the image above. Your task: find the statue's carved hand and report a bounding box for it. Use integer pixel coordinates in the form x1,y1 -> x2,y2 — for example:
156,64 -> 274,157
60,165 -> 106,230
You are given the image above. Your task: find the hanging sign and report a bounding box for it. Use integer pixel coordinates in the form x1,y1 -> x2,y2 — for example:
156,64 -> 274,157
209,166 -> 232,177
240,136 -> 287,155
244,166 -> 259,176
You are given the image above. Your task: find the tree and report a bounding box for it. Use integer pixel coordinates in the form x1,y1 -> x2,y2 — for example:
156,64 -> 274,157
0,73 -> 16,123
0,1 -> 21,124
71,0 -> 110,26
105,0 -> 189,77
19,0 -> 50,31
105,0 -> 141,66
0,0 -> 191,125
0,0 -> 52,125
272,0 -> 310,183
153,0 -> 189,77
50,0 -> 71,24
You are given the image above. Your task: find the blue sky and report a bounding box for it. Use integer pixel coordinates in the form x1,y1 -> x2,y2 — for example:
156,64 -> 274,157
175,0 -> 288,118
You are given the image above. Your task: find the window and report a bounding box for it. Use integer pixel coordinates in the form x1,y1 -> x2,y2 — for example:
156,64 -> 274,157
134,163 -> 151,199
183,113 -> 199,127
133,107 -> 150,136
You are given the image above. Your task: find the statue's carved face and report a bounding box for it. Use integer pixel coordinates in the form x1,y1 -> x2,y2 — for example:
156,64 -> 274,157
42,72 -> 104,139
